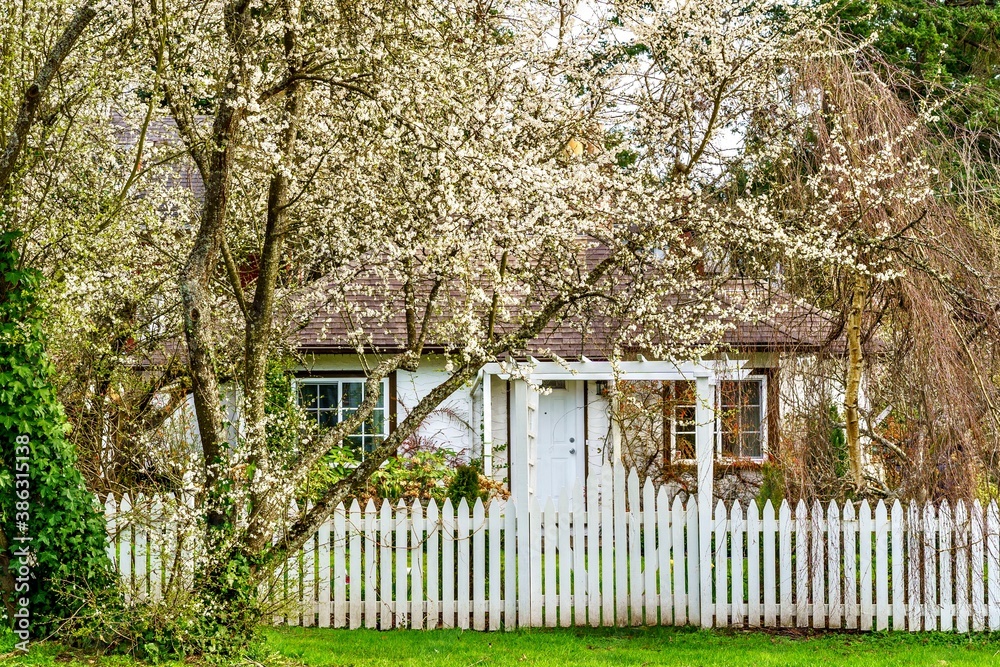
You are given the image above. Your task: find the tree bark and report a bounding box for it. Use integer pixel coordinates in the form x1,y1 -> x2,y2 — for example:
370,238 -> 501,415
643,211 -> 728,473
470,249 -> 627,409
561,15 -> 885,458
845,277 -> 866,491
243,81 -> 304,554
176,0 -> 253,536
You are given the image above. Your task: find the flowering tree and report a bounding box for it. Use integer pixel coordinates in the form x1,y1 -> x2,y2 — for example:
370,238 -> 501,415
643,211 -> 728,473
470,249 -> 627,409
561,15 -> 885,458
121,0 -> 916,588
3,0 -> 945,635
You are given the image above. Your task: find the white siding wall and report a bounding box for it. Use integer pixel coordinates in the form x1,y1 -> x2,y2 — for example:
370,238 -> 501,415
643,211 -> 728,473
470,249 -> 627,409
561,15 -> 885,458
302,354 -> 475,455
489,375 -> 509,481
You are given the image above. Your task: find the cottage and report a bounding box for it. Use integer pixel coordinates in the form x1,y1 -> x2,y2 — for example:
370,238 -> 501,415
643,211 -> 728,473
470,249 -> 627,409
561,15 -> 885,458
289,280 -> 851,509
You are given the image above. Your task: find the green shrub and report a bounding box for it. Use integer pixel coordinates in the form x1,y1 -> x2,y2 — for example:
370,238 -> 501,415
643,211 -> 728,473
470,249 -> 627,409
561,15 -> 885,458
755,461 -> 785,511
447,464 -> 484,506
0,232 -> 116,633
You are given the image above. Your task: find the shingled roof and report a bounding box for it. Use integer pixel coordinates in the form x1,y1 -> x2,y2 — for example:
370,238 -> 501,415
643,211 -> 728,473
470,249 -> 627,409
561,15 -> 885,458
291,277 -> 848,360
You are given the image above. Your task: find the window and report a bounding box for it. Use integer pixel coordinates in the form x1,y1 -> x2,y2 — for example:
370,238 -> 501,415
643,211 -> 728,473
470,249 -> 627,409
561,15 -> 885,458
296,378 -> 389,457
717,378 -> 765,459
668,381 -> 697,462
664,378 -> 767,462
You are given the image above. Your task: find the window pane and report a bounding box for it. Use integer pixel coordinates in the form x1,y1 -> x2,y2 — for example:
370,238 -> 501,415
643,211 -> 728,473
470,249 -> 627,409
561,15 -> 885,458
721,431 -> 737,457
341,407 -> 362,434
318,409 -> 338,428
742,432 -> 762,458
347,434 -> 364,451
318,384 -> 338,410
675,405 -> 696,425
676,432 -> 695,460
298,384 -> 318,409
742,406 -> 761,433
719,381 -> 739,409
342,382 -> 363,409
366,410 -> 385,436
376,383 -> 385,409
742,380 -> 761,407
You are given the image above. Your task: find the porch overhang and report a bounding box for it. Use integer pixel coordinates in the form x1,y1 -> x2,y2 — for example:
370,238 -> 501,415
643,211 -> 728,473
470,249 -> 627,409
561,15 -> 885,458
482,356 -> 751,382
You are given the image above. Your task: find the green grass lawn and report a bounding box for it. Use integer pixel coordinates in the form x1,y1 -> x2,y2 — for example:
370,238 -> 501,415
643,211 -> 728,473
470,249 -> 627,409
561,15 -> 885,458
5,626 -> 1000,666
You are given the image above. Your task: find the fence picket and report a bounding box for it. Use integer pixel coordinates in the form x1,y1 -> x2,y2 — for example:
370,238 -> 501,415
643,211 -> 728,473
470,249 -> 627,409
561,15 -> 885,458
473,498 -> 486,631
587,474 -> 601,627
601,466 -> 614,626
940,501 -> 953,632
987,501 -> 1000,631
811,500 -> 824,629
572,486 -> 587,627
364,500 -> 378,629
763,501 -> 777,627
972,500 -> 985,631
891,501 -> 905,631
543,498 -> 557,628
285,501 -> 300,627
396,500 -> 409,629
529,496 -> 543,627
105,495 -> 118,567
827,501 -> 841,629
924,503 -> 938,631
732,501 -> 745,628
380,501 -> 393,629
875,501 -> 888,632
299,511 -> 314,628
747,500 -> 761,628
149,498 -> 162,603
908,502 -> 922,631
489,500 -> 502,631
779,500 -> 793,627
412,499 -> 426,630
427,499 -> 440,629
672,496 -> 687,626
627,469 -> 642,626
317,515 -> 331,628
119,494 -> 132,600
795,500 -> 808,628
843,501 -> 857,630
503,498 -> 516,629
442,499 -> 455,629
955,500 -> 969,634
516,498 -> 530,627
334,504 -> 347,628
656,487 -> 671,626
614,464 -> 628,626
859,500 -> 873,632
558,492 -> 572,628
643,480 -> 658,626
457,498 -> 470,630
715,500 -> 728,628
135,495 -> 147,601
349,500 -> 362,629
687,498 -> 700,626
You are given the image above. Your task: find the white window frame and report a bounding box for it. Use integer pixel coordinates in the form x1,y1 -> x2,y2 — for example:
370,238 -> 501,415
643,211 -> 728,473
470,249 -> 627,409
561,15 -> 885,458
715,374 -> 768,462
293,377 -> 390,460
668,381 -> 698,464
667,376 -> 768,463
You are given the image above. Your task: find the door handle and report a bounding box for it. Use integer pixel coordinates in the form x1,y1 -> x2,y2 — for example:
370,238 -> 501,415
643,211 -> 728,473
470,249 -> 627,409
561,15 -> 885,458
569,448 -> 576,455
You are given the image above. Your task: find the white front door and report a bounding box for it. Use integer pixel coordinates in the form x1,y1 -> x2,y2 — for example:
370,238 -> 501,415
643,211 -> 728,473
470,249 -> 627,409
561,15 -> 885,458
535,381 -> 583,502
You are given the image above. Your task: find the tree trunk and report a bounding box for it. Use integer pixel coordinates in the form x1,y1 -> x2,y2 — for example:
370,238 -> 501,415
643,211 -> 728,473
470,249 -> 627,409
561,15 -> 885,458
845,278 -> 866,491
243,80 -> 303,555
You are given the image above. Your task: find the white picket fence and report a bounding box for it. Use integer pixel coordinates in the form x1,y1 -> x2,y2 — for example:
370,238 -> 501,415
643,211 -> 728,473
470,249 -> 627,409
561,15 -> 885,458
104,464 -> 1000,632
